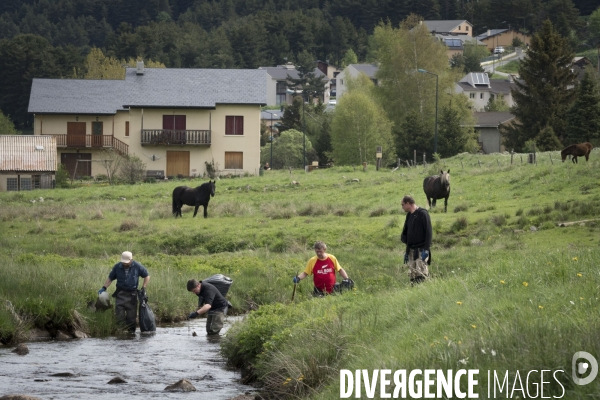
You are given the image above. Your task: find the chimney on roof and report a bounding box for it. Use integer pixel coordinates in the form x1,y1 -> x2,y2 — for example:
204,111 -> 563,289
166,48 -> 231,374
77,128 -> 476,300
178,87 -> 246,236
136,61 -> 144,75
487,30 -> 491,36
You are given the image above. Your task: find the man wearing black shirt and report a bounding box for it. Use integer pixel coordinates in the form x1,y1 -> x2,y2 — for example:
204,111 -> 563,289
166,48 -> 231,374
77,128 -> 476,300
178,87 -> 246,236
186,279 -> 228,335
400,195 -> 432,284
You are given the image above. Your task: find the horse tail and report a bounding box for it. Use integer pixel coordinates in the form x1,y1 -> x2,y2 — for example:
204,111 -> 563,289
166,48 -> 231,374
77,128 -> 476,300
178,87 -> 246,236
172,187 -> 180,214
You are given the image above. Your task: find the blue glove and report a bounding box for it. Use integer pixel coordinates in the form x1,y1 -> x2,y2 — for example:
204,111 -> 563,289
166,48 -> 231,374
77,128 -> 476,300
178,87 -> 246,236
293,276 -> 301,284
188,311 -> 199,320
98,287 -> 106,295
403,253 -> 408,264
421,250 -> 429,261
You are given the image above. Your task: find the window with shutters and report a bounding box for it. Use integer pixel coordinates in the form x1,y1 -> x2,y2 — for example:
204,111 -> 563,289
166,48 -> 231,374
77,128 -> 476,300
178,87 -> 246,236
224,152 -> 243,169
470,93 -> 475,99
225,116 -> 244,135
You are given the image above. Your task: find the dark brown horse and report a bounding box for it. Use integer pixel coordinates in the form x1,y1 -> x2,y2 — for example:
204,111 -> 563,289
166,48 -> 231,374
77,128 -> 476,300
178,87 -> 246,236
172,180 -> 215,218
423,170 -> 451,212
561,142 -> 593,163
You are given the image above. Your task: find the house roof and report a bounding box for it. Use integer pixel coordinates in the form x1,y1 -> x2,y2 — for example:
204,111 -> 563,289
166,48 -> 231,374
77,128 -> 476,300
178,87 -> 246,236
122,68 -> 267,108
457,75 -> 516,94
349,64 -> 378,78
28,79 -> 127,114
489,80 -> 516,95
475,29 -> 509,40
29,68 -> 268,114
460,72 -> 490,87
423,20 -> 471,34
0,135 -> 57,172
472,111 -> 515,127
259,65 -> 326,80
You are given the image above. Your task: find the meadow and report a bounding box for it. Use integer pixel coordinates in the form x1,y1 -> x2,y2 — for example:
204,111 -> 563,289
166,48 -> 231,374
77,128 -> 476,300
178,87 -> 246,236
1,150 -> 599,398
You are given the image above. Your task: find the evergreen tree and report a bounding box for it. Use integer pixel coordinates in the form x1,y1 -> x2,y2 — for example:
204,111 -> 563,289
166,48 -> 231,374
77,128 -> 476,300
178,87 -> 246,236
279,96 -> 303,133
437,103 -> 478,157
565,69 -> 600,142
502,20 -> 577,151
398,110 -> 432,161
286,50 -> 325,102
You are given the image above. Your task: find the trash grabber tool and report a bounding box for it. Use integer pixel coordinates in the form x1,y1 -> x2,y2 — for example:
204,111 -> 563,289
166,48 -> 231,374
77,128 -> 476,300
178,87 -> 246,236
292,272 -> 299,302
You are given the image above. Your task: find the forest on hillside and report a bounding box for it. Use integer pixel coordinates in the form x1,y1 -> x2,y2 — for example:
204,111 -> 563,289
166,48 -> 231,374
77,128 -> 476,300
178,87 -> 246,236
0,0 -> 598,130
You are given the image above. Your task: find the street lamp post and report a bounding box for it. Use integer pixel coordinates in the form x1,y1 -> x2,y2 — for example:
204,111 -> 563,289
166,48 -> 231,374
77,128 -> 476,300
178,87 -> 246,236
302,92 -> 306,170
418,69 -> 439,154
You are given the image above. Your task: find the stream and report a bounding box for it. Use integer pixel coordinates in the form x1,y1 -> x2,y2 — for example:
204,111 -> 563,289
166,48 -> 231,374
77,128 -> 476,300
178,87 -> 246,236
0,316 -> 254,399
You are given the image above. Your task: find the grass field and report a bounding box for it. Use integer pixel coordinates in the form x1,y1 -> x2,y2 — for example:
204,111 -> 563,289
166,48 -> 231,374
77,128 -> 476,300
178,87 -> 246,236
1,149 -> 599,398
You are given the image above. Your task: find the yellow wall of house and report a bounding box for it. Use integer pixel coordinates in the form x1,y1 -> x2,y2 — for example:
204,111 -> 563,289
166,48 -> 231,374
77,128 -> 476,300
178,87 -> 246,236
33,105 -> 262,178
483,31 -> 531,52
452,22 -> 473,36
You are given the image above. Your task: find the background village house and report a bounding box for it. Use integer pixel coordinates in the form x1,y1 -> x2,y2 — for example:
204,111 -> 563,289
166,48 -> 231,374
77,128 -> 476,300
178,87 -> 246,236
0,135 -> 57,191
455,72 -> 516,111
28,62 -> 267,179
336,64 -> 379,99
469,111 -> 516,154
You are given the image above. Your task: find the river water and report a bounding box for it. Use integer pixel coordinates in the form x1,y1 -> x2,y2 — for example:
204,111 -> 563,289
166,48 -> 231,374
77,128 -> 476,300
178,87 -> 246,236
0,316 -> 254,399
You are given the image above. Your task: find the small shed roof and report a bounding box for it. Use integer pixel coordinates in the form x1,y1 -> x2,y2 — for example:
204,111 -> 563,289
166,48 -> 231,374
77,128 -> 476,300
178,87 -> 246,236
472,112 -> 515,127
0,135 -> 57,173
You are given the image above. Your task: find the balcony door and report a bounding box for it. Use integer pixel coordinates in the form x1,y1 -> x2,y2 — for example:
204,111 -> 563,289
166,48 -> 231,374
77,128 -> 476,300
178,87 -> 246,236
163,115 -> 186,144
92,121 -> 103,147
67,122 -> 86,147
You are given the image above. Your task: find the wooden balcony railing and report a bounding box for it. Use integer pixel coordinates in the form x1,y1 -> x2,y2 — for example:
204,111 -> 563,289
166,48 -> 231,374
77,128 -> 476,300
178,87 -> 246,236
43,134 -> 128,156
141,129 -> 211,146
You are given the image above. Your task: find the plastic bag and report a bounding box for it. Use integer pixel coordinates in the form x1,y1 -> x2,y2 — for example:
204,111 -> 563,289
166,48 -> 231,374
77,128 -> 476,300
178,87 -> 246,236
95,291 -> 111,311
138,290 -> 156,332
203,274 -> 233,297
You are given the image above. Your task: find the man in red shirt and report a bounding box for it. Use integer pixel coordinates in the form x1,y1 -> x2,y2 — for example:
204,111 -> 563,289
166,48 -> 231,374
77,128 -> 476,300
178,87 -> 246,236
293,241 -> 351,296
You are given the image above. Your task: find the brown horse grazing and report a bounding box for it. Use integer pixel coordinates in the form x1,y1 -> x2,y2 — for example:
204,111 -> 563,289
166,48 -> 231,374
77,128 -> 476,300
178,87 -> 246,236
423,170 -> 451,212
561,142 -> 593,163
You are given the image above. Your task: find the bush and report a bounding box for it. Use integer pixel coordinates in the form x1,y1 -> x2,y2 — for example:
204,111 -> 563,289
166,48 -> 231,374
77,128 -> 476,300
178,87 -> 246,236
450,216 -> 468,232
118,155 -> 146,184
55,164 -> 69,188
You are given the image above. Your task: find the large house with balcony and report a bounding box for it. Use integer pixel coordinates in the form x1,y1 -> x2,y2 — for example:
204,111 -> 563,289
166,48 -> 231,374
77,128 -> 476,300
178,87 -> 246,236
28,63 -> 267,178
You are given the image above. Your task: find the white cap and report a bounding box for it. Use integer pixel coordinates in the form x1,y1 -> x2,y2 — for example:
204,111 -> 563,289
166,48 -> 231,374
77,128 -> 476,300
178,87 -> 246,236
120,251 -> 133,264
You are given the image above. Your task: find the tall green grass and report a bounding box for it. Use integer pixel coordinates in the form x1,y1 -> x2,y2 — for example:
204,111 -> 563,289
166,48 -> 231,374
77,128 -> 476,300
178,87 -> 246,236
1,151 -> 599,398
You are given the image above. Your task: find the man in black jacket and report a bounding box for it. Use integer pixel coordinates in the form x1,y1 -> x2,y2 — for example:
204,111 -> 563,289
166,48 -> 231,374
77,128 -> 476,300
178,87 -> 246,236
187,279 -> 229,335
400,195 -> 432,284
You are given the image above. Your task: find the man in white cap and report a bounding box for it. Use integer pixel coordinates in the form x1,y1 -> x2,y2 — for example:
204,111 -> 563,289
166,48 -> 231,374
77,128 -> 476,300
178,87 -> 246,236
99,251 -> 150,333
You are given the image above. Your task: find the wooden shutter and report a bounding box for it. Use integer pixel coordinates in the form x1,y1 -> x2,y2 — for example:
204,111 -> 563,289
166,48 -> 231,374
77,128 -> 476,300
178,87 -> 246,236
235,116 -> 244,135
125,121 -> 129,137
226,116 -> 243,135
175,115 -> 186,130
67,122 -> 86,147
225,152 -> 243,169
163,115 -> 174,130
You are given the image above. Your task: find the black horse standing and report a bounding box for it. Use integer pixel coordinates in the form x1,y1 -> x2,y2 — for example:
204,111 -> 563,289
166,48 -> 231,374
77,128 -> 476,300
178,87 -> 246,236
423,170 -> 451,212
172,180 -> 216,218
